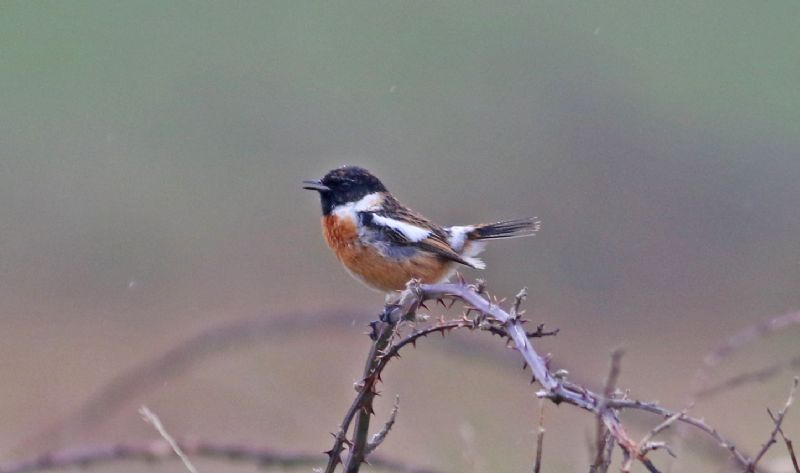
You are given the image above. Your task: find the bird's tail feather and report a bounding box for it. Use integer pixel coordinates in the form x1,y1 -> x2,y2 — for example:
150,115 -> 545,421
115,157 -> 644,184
468,217 -> 540,240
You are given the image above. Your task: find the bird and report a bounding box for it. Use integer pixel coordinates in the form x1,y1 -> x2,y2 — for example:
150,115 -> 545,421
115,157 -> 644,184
303,166 -> 539,293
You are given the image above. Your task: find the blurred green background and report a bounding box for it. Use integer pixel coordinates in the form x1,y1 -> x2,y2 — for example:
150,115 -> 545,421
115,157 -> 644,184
1,2 -> 799,472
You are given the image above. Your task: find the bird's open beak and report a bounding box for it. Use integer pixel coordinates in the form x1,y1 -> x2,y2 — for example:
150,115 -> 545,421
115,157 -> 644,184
302,179 -> 330,192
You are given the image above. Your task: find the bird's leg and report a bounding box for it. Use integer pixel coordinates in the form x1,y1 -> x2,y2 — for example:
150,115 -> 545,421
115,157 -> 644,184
378,292 -> 402,324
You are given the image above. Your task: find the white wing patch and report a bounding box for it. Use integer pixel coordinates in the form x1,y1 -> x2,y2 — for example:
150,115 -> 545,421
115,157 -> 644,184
371,214 -> 432,242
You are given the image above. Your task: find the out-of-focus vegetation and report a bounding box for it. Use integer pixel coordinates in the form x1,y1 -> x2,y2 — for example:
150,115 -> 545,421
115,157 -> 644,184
1,2 -> 798,471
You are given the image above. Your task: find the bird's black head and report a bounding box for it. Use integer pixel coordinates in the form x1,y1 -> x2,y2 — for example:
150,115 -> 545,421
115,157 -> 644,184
303,166 -> 388,215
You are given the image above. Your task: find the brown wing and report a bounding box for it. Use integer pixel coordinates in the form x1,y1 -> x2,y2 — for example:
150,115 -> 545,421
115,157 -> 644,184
364,197 -> 476,268
415,234 -> 474,266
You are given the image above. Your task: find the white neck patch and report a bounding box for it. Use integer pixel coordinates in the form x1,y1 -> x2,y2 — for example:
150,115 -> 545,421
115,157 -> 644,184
353,192 -> 383,211
332,192 -> 383,220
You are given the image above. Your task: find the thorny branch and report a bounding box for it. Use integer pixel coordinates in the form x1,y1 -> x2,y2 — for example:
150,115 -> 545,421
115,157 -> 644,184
325,279 -> 797,473
323,280 -> 558,473
322,320 -> 392,473
403,281 -> 721,472
342,321 -> 394,473
10,279 -> 796,473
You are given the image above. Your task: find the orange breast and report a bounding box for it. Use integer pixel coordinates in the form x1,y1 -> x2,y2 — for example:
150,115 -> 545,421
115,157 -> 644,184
322,214 -> 359,250
322,215 -> 451,291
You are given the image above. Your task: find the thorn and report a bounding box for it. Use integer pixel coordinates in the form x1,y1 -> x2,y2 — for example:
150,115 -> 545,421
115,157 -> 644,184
522,361 -> 528,371
419,301 -> 429,310
368,321 -> 380,341
324,449 -> 342,464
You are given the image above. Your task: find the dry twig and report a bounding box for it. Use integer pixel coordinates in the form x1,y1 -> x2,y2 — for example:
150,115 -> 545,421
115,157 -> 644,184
366,396 -> 400,455
0,440 -> 441,473
768,404 -> 800,473
588,430 -> 615,473
591,348 -> 624,472
692,311 -> 800,401
534,398 -> 546,473
139,406 -> 199,473
697,354 -> 800,401
770,409 -> 800,473
747,377 -> 798,472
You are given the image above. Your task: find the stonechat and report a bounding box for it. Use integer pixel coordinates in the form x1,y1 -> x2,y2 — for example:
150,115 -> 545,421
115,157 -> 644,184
303,166 -> 539,292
